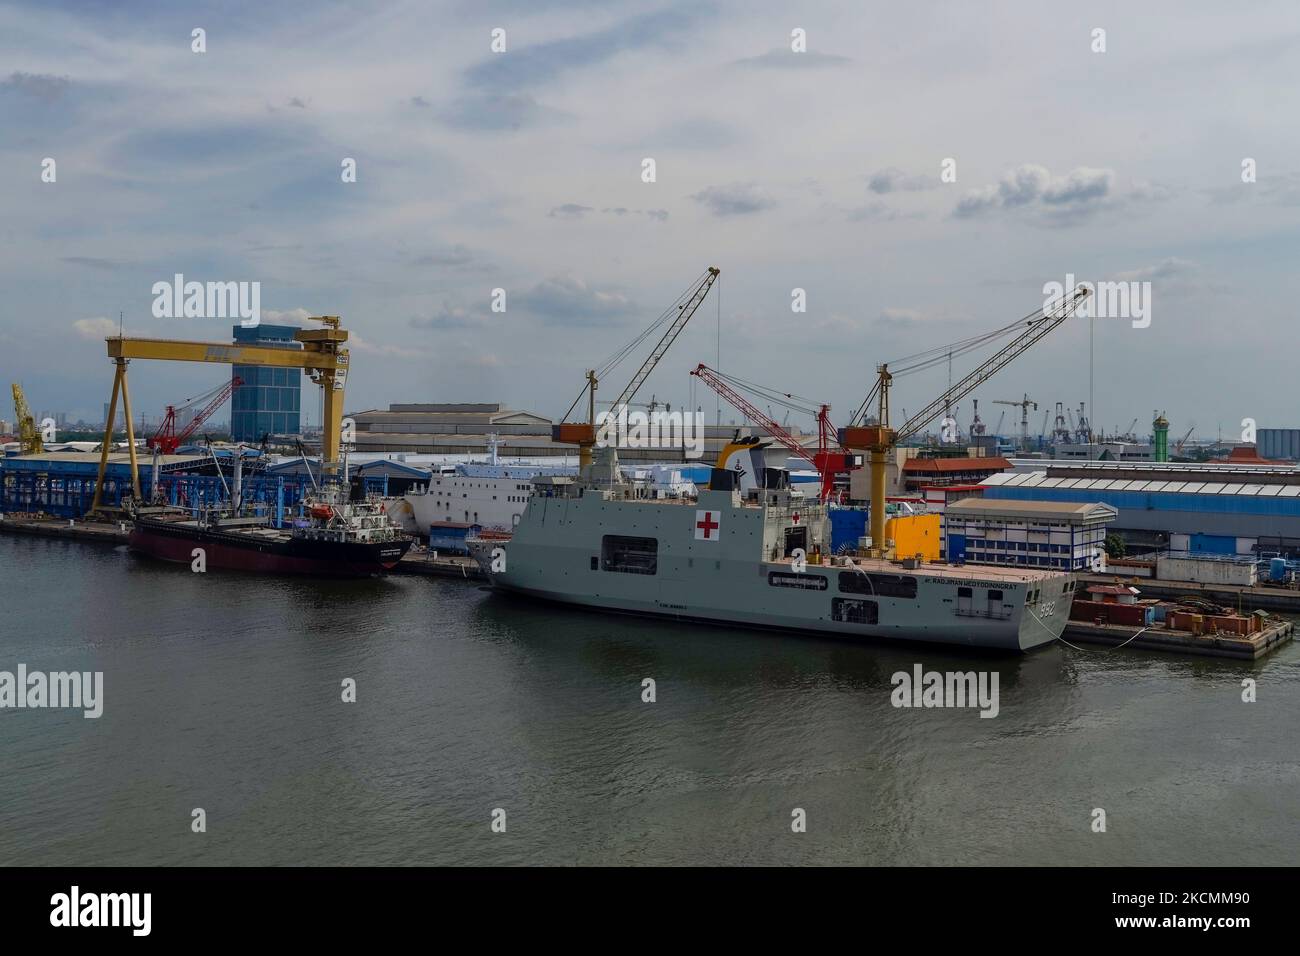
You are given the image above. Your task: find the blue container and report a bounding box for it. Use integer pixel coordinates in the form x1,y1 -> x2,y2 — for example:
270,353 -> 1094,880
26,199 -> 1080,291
829,508 -> 868,552
1271,557 -> 1288,581
1190,533 -> 1236,555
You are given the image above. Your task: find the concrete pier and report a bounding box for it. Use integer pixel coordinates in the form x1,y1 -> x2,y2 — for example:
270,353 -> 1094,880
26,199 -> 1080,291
0,515 -> 130,543
394,549 -> 484,579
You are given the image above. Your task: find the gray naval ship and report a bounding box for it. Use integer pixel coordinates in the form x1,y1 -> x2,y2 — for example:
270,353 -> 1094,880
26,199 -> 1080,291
470,447 -> 1077,652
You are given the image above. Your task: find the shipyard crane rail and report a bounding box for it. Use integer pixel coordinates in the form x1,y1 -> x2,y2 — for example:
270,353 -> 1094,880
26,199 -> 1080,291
148,377 -> 242,455
842,286 -> 1091,556
555,266 -> 719,468
689,364 -> 853,501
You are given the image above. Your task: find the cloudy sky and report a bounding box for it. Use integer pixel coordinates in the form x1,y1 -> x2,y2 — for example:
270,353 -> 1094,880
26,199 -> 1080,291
2,0 -> 1298,442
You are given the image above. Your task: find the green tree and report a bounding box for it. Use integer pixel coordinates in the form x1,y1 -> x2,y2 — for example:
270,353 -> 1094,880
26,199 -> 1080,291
1103,533 -> 1126,559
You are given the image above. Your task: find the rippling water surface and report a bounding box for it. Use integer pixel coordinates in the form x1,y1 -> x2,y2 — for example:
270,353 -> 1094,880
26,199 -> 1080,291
1,533 -> 1297,865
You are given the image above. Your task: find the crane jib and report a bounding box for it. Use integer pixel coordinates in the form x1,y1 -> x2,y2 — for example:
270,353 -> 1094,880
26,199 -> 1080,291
893,286 -> 1090,442
612,267 -> 719,411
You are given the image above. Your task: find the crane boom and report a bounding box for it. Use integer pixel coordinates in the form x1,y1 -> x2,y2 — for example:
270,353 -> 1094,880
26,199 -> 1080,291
11,383 -> 43,455
691,364 -> 852,501
892,287 -> 1090,442
692,364 -> 817,467
554,266 -> 719,469
150,377 -> 243,454
842,285 -> 1091,557
612,267 -> 719,411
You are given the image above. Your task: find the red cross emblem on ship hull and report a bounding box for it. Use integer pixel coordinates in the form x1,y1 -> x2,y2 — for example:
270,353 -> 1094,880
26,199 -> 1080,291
694,510 -> 720,541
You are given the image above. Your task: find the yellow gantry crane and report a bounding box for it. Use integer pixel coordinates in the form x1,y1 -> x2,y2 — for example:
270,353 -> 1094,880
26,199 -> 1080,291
554,266 -> 720,468
11,383 -> 43,454
841,286 -> 1091,558
89,316 -> 350,515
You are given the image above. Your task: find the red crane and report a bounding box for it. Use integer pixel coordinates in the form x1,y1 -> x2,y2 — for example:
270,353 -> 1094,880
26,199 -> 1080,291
690,364 -> 857,502
148,377 -> 242,454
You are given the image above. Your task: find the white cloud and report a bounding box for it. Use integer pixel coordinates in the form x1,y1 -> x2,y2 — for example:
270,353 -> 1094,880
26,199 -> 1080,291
72,317 -> 118,340
260,308 -> 313,327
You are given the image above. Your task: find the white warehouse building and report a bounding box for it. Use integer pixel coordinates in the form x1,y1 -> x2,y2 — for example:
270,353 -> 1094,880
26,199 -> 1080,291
942,498 -> 1119,572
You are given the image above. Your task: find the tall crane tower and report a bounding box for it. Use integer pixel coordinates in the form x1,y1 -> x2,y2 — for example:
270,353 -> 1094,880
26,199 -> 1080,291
1075,401 -> 1091,444
993,394 -> 1037,448
841,286 -> 1091,557
1051,402 -> 1072,444
554,267 -> 719,469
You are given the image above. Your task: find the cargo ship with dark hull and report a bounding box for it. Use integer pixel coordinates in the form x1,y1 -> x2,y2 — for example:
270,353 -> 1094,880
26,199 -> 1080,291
128,492 -> 411,577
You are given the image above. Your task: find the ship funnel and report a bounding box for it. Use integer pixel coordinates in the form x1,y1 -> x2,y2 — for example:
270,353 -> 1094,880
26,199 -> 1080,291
586,444 -> 623,488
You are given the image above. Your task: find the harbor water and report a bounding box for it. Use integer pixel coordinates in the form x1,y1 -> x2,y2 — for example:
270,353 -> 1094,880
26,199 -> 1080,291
1,532 -> 1298,866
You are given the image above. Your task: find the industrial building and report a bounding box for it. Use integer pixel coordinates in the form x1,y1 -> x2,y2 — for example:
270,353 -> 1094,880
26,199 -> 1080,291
0,448 -> 386,518
899,455 -> 1011,493
230,324 -> 303,442
847,447 -> 1007,502
0,451 -> 202,516
1258,428 -> 1300,461
347,401 -> 826,463
981,458 -> 1300,555
349,403 -> 554,456
1053,441 -> 1154,461
942,498 -> 1118,571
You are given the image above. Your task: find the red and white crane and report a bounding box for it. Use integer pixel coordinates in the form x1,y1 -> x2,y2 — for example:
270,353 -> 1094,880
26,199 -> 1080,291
147,377 -> 242,454
690,363 -> 856,502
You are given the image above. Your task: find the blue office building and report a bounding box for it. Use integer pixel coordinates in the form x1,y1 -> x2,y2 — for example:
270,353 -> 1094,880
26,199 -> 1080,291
230,324 -> 303,442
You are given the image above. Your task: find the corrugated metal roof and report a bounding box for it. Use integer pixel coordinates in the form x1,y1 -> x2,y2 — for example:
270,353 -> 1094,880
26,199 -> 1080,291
983,470 -> 1300,498
1012,457 -> 1300,476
